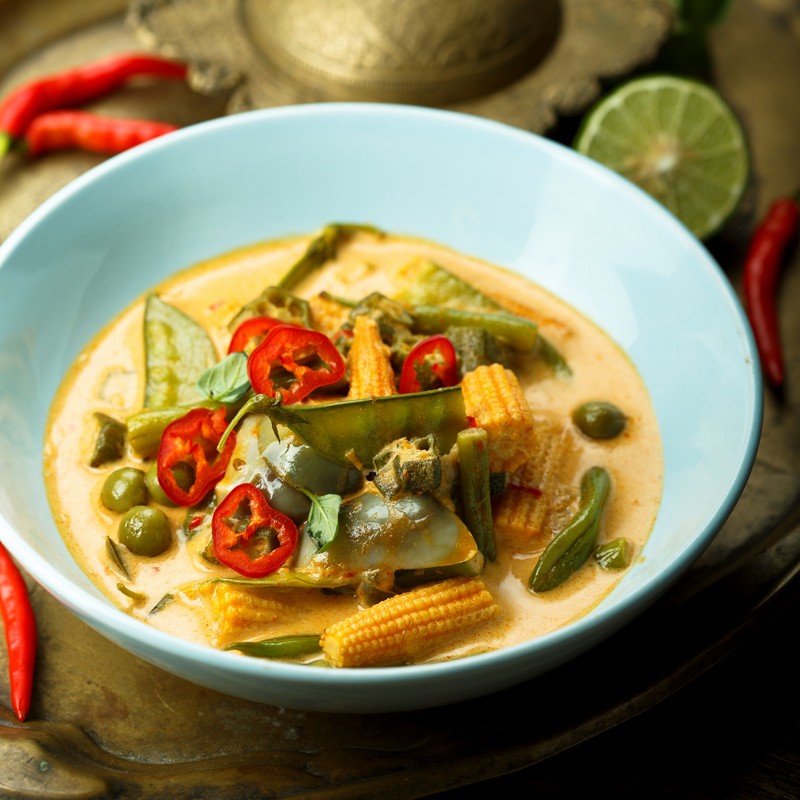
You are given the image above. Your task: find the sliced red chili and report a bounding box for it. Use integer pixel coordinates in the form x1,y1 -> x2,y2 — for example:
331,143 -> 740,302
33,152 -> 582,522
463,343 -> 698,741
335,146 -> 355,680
227,316 -> 285,355
156,406 -> 236,507
399,335 -> 458,393
247,324 -> 346,404
212,483 -> 298,577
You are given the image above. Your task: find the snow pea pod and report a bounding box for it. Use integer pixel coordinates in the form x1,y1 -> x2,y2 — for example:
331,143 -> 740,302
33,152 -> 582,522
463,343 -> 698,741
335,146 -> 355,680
143,295 -> 217,409
528,466 -> 611,592
220,386 -> 467,467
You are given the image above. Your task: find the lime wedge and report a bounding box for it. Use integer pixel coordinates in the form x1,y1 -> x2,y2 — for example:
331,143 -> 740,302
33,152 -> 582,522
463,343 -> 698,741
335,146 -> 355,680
574,75 -> 749,239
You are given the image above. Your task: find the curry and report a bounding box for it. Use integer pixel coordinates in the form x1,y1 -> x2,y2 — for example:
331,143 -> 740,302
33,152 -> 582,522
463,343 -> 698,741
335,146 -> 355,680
44,225 -> 663,667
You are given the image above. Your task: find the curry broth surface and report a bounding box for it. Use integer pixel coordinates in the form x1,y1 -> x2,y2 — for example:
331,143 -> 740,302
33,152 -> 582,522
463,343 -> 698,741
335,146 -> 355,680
45,232 -> 663,662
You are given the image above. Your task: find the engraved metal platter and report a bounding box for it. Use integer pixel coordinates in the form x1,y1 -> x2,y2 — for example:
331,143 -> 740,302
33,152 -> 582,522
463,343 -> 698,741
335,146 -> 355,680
2,0 -> 800,797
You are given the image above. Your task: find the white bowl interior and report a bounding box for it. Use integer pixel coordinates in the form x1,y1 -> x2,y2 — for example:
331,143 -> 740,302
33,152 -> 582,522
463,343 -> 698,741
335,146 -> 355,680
0,104 -> 761,712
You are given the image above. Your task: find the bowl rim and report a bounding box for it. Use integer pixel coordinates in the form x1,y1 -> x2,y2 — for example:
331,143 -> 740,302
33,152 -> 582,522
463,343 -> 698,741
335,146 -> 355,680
0,101 -> 763,700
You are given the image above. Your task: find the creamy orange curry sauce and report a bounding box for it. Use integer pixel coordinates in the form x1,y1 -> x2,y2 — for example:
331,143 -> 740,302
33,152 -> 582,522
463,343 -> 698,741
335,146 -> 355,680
45,228 -> 662,667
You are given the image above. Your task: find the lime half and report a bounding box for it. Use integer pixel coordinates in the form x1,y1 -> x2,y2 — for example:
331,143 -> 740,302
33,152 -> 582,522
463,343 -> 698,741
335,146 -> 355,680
574,75 -> 749,239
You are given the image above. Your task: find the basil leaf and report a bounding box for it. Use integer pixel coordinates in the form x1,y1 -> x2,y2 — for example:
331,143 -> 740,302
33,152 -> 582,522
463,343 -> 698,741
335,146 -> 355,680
197,351 -> 250,403
300,489 -> 341,552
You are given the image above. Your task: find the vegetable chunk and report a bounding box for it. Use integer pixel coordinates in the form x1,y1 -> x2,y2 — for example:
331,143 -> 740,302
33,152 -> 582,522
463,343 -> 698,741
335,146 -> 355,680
460,363 -> 534,473
321,577 -> 501,667
347,315 -> 397,398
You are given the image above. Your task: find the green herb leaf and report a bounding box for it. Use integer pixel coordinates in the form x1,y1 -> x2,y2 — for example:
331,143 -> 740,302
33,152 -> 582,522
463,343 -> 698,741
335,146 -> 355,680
300,488 -> 341,552
197,352 -> 251,403
116,582 -> 146,604
148,593 -> 175,615
105,535 -> 130,579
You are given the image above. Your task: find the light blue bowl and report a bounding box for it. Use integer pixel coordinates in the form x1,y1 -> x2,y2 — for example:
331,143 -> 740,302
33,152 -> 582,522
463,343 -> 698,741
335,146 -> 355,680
0,104 -> 761,713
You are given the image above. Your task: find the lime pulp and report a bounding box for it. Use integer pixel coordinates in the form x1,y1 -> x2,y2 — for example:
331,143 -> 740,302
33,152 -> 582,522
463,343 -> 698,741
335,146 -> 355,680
574,75 -> 749,240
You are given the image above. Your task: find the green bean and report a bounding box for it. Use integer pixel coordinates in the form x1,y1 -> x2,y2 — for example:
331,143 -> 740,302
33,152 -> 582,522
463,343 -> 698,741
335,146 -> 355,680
144,294 -> 218,410
225,635 -> 322,659
529,466 -> 611,592
278,223 -> 384,291
457,428 -> 496,561
219,386 -> 467,468
89,412 -> 126,468
412,306 -> 537,352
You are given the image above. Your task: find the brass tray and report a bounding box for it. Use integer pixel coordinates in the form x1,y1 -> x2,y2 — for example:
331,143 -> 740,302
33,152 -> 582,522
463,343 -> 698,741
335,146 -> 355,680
2,1 -> 799,797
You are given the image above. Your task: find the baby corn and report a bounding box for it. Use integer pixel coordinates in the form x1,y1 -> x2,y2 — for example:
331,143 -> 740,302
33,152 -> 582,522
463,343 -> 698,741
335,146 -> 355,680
347,314 -> 397,398
199,582 -> 288,644
493,415 -> 579,547
321,577 -> 501,668
460,363 -> 533,473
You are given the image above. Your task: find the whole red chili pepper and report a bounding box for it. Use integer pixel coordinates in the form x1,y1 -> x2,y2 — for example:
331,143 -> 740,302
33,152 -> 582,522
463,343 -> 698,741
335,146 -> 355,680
399,334 -> 458,394
743,193 -> 799,389
212,483 -> 298,577
0,52 -> 187,157
0,541 -> 37,722
247,325 -> 346,404
22,110 -> 178,157
228,316 -> 285,355
157,406 -> 236,507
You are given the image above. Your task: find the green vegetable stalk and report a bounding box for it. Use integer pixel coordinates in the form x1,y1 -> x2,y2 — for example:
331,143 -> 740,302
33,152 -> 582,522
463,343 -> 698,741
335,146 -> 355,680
278,223 -> 384,291
411,306 -> 537,352
457,427 -> 496,561
218,386 -> 467,468
225,635 -> 322,659
529,466 -> 611,592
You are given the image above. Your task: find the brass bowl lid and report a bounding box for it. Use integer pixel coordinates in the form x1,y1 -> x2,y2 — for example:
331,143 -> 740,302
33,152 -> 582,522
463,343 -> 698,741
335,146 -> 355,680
241,0 -> 561,105
127,0 -> 673,135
